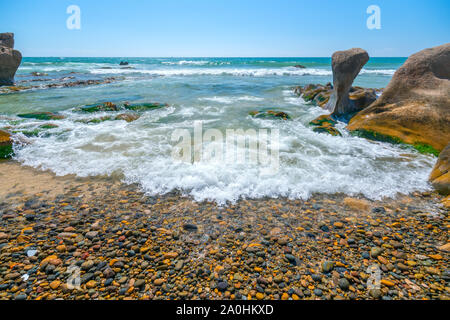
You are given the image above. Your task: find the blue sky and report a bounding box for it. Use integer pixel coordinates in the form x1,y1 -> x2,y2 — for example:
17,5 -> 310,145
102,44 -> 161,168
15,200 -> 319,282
1,0 -> 449,57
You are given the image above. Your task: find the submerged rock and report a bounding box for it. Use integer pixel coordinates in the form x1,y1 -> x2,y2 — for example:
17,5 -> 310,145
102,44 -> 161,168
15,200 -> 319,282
294,64 -> 306,69
114,113 -> 140,122
430,143 -> 450,195
17,112 -> 65,120
0,129 -> 13,159
119,61 -> 129,66
80,102 -> 119,113
77,114 -> 140,124
249,110 -> 291,120
326,48 -> 370,117
309,114 -> 341,136
0,33 -> 22,86
123,102 -> 168,111
348,43 -> 450,154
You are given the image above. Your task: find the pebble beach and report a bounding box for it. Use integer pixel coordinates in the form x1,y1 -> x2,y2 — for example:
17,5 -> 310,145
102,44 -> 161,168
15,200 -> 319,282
0,160 -> 448,301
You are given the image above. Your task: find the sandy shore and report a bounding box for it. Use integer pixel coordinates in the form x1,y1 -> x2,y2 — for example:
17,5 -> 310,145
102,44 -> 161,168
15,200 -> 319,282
0,160 -> 448,300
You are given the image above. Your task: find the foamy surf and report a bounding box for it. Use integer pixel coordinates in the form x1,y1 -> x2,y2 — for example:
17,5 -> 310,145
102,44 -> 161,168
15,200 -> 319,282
8,94 -> 434,205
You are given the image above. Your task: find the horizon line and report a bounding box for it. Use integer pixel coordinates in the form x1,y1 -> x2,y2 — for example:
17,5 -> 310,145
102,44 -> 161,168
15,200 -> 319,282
22,56 -> 408,58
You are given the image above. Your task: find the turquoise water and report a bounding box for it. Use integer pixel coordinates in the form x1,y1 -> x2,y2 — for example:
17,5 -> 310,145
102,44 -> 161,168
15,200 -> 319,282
0,57 -> 435,204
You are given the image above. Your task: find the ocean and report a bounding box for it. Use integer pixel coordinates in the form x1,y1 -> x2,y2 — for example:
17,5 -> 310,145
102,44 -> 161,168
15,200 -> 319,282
0,57 -> 435,204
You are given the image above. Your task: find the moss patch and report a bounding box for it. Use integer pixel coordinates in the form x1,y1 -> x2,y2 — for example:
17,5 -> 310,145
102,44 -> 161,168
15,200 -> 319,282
80,102 -> 118,113
124,102 -> 168,111
309,115 -> 337,127
0,144 -> 13,159
18,112 -> 65,121
412,143 -> 440,157
351,129 -> 440,156
313,125 -> 342,136
40,124 -> 59,129
350,129 -> 404,145
249,110 -> 291,120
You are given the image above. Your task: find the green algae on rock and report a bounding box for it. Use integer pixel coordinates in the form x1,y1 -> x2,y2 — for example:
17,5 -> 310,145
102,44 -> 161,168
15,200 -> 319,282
79,102 -> 119,113
76,113 -> 140,124
39,123 -> 59,129
249,110 -> 291,120
309,115 -> 342,137
17,112 -> 65,121
114,113 -> 140,122
350,129 -> 440,156
123,102 -> 168,111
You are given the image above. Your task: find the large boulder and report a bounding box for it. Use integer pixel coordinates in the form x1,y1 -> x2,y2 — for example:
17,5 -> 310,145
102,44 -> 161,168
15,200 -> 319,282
348,43 -> 450,154
0,130 -> 13,159
430,143 -> 450,195
0,32 -> 22,86
325,48 -> 370,117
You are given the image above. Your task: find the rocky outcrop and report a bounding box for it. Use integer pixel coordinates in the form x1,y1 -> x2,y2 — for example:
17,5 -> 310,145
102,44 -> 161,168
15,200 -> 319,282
348,43 -> 450,154
326,48 -> 370,117
0,33 -> 22,86
0,129 -> 13,159
294,83 -> 379,136
430,143 -> 450,195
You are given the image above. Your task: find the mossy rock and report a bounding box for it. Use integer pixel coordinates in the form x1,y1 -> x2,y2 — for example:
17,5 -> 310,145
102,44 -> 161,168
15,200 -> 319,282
123,102 -> 168,111
312,124 -> 342,137
0,130 -> 13,159
18,112 -> 65,121
76,116 -> 113,124
114,113 -> 141,122
309,114 -> 337,127
13,129 -> 41,137
249,110 -> 291,120
40,123 -> 59,129
309,114 -> 342,136
79,102 -> 119,113
350,129 -> 404,146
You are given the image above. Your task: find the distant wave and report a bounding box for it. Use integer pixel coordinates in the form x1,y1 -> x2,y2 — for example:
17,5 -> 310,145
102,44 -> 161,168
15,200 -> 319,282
88,67 -> 396,77
89,67 -> 333,77
198,95 -> 265,104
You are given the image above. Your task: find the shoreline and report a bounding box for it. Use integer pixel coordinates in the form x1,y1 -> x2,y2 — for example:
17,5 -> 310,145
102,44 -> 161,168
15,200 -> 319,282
0,160 -> 448,300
